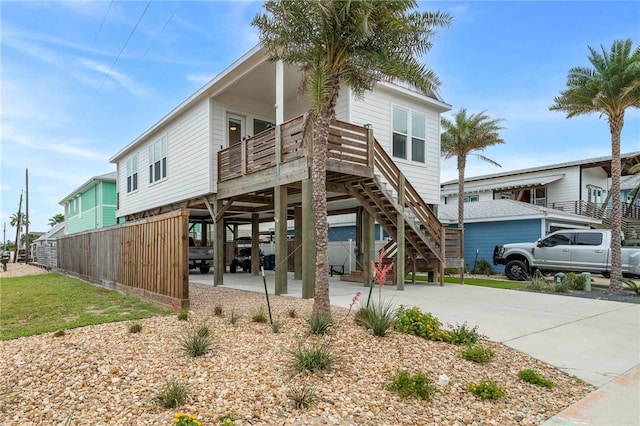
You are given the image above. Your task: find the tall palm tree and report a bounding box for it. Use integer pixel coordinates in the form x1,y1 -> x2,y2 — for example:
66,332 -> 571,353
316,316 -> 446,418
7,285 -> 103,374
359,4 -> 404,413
253,0 -> 451,318
550,39 -> 640,290
48,213 -> 65,227
441,109 -> 505,281
9,212 -> 28,234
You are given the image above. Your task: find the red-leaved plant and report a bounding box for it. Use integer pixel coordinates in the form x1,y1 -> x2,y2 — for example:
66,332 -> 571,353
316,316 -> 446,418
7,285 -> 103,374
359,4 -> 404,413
366,248 -> 394,307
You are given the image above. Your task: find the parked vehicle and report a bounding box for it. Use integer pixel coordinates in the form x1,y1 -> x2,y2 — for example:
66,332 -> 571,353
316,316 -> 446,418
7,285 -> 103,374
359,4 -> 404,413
230,238 -> 265,273
189,237 -> 213,274
493,229 -> 640,281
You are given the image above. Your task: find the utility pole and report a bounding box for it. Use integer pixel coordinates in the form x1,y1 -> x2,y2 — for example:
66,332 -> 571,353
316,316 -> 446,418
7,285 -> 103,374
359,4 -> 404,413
25,169 -> 29,264
13,192 -> 22,263
3,222 -> 6,252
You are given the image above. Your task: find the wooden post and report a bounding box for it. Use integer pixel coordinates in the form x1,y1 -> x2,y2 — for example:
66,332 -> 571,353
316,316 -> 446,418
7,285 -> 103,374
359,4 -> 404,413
275,186 -> 288,295
362,208 -> 374,287
355,207 -> 363,272
301,177 -> 316,298
294,206 -> 302,280
214,199 -> 225,286
396,174 -> 405,290
251,213 -> 260,276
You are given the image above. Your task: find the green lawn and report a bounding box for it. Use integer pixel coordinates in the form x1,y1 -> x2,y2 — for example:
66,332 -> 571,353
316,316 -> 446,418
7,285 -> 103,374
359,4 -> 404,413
407,274 -> 526,290
0,272 -> 170,340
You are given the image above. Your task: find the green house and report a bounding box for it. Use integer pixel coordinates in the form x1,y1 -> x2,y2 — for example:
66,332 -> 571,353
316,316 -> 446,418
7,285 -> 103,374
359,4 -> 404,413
59,172 -> 117,235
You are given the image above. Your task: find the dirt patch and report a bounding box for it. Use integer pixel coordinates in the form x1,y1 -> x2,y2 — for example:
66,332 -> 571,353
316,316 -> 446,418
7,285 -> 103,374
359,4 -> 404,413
0,263 -> 49,279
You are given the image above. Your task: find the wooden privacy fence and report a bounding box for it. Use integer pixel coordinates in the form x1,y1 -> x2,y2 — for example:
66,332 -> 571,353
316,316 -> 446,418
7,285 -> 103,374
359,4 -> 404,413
57,210 -> 189,309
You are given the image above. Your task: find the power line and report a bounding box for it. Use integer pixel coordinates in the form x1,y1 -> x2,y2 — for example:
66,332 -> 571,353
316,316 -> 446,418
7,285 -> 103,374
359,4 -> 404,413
143,0 -> 182,58
91,0 -> 114,47
69,0 -> 153,139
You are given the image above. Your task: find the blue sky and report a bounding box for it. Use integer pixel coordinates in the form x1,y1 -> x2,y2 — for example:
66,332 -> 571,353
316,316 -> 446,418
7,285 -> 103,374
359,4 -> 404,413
1,1 -> 639,234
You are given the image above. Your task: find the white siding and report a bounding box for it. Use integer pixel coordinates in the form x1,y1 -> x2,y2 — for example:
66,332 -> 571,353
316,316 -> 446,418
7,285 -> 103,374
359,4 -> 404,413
581,167 -> 608,201
349,84 -> 442,205
117,99 -> 211,218
547,167 -> 580,204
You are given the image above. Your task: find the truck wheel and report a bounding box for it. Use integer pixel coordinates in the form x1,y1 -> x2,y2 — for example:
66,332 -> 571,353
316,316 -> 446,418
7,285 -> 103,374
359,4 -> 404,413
199,267 -> 210,274
505,260 -> 529,281
230,263 -> 237,273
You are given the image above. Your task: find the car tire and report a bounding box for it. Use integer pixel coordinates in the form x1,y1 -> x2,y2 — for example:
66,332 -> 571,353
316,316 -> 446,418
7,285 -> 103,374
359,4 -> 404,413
505,260 -> 529,281
199,267 -> 210,274
230,262 -> 237,273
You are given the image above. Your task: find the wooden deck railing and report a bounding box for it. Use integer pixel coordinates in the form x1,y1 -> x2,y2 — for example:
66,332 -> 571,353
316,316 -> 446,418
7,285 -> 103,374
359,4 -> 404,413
550,200 -> 640,220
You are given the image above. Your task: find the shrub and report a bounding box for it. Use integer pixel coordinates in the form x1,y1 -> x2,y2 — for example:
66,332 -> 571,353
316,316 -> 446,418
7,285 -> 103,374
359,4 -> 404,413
307,312 -> 332,335
354,299 -> 398,337
461,345 -> 495,364
158,378 -> 188,408
563,272 -> 586,291
447,322 -> 484,345
472,259 -> 493,275
218,413 -> 236,425
214,305 -> 224,316
386,370 -> 435,401
551,278 -> 570,293
251,307 -> 268,323
173,411 -> 203,426
467,378 -> 506,400
623,279 -> 640,295
177,308 -> 189,321
288,341 -> 338,373
271,320 -> 282,334
525,270 -> 551,292
288,383 -> 318,409
180,327 -> 212,357
128,321 -> 143,334
518,369 -> 555,388
229,309 -> 240,325
394,306 -> 450,341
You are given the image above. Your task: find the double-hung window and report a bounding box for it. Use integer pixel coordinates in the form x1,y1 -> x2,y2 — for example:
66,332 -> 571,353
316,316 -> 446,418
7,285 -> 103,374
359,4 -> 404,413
126,156 -> 138,193
149,135 -> 167,184
392,106 -> 426,162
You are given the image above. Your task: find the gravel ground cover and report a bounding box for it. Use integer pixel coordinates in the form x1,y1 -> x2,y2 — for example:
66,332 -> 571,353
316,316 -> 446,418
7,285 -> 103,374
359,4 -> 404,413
1,269 -> 593,426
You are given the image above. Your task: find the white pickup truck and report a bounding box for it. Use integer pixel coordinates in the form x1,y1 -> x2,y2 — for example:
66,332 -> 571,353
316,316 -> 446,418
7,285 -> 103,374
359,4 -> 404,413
493,229 -> 640,281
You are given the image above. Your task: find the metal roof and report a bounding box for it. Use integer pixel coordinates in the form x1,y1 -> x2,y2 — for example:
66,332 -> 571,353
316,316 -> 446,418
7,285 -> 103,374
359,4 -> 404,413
441,174 -> 564,197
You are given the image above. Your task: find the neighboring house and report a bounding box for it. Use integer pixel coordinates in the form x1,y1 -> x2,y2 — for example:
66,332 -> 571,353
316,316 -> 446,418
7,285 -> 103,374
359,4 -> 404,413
441,152 -> 640,214
109,44 -> 461,291
59,172 -> 117,235
33,221 -> 65,268
437,199 -> 601,273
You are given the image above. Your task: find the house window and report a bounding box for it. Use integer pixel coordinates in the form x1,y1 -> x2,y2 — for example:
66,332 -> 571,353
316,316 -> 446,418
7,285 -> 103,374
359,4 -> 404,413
254,118 -> 272,135
126,156 -> 138,193
534,187 -> 546,206
392,107 -> 426,162
411,113 -> 425,162
149,135 -> 167,184
463,195 -> 479,202
392,107 -> 408,159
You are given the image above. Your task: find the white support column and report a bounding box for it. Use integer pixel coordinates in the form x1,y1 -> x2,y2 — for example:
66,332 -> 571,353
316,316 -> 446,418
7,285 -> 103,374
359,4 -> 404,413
275,60 -> 284,125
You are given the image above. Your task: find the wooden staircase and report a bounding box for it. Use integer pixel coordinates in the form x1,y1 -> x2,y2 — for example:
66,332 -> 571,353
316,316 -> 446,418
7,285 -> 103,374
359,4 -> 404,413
345,139 -> 463,285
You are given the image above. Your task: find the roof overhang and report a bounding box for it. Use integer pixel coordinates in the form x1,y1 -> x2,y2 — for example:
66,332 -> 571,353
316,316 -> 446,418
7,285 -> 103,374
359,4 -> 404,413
442,174 -> 565,197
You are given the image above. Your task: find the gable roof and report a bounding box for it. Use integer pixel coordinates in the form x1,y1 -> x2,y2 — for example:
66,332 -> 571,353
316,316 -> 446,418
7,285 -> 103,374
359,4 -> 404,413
58,171 -> 116,205
441,174 -> 565,197
34,221 -> 66,242
441,151 -> 640,186
437,199 -> 600,225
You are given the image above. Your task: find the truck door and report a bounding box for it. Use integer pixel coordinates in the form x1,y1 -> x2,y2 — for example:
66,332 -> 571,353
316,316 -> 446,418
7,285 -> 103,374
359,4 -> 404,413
571,232 -> 607,271
534,232 -> 572,269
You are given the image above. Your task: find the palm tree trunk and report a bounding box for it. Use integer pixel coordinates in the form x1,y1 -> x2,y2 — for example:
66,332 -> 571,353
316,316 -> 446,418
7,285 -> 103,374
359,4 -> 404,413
457,156 -> 466,284
311,112 -> 331,318
609,114 -> 624,290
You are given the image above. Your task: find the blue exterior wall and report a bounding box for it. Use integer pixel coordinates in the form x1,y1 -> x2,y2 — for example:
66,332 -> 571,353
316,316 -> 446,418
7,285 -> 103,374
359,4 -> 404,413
461,219 -> 541,274
327,224 -> 386,242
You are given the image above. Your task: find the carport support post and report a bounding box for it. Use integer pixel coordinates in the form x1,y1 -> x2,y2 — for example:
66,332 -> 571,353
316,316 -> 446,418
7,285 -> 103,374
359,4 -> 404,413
301,177 -> 316,298
293,206 -> 302,280
275,185 -> 288,295
396,175 -> 405,290
251,213 -> 260,276
362,208 -> 374,287
213,199 -> 225,286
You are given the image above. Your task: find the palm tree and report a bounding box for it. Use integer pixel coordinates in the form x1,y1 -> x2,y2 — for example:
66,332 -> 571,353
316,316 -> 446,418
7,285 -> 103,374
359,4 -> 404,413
253,0 -> 451,318
441,109 -> 505,282
48,214 -> 64,227
9,212 -> 28,234
550,39 -> 640,290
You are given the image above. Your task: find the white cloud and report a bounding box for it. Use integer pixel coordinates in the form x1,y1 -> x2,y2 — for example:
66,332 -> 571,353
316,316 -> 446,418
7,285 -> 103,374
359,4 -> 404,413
186,73 -> 215,85
0,184 -> 10,191
79,58 -> 153,97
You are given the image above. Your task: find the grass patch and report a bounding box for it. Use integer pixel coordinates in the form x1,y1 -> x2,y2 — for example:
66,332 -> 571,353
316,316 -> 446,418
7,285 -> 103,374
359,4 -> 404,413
407,274 -> 525,289
0,272 -> 169,340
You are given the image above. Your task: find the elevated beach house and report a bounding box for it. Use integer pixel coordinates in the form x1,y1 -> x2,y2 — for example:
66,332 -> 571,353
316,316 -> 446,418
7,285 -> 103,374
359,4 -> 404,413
109,45 -> 462,296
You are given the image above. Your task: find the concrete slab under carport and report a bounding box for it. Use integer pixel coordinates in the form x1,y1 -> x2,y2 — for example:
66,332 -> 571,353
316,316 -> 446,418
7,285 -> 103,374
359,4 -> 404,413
190,271 -> 640,387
